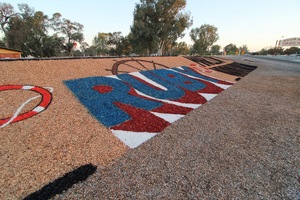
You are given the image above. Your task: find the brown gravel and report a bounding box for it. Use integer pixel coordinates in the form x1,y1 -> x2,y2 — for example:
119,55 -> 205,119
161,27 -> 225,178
52,56 -> 300,199
0,56 -> 236,199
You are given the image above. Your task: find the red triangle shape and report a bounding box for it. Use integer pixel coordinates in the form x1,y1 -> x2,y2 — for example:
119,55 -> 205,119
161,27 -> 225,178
111,102 -> 170,133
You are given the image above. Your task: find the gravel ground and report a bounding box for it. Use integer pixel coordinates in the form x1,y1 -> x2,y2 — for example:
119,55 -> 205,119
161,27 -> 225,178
1,56 -> 236,199
54,56 -> 300,199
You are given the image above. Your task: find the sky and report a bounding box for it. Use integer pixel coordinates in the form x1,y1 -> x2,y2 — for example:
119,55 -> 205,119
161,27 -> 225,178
5,0 -> 300,52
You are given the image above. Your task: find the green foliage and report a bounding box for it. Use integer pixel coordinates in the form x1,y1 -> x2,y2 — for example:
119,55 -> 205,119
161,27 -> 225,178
210,44 -> 221,55
80,42 -> 89,56
84,46 -> 97,56
92,32 -> 110,55
172,41 -> 190,55
259,47 -> 283,55
224,43 -> 238,55
1,2 -> 84,57
190,24 -> 219,55
0,38 -> 4,46
130,0 -> 192,55
50,14 -> 84,56
90,32 -> 132,56
0,2 -> 18,47
284,47 -> 299,55
239,45 -> 249,53
73,49 -> 83,57
107,32 -> 122,46
115,36 -> 132,56
41,35 -> 65,57
259,47 -> 300,56
6,4 -> 51,56
108,32 -> 125,56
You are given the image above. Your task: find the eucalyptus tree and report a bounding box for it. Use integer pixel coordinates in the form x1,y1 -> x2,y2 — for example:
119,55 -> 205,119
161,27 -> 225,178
190,24 -> 219,55
130,0 -> 192,55
50,12 -> 84,56
0,2 -> 17,47
172,41 -> 190,55
284,47 -> 299,55
6,4 -> 50,56
239,45 -> 249,54
115,36 -> 132,56
2,2 -> 84,57
210,44 -> 221,55
92,32 -> 110,55
224,43 -> 238,55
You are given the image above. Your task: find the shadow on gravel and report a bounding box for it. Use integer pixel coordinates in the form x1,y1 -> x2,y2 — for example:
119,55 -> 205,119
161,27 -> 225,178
24,164 -> 97,200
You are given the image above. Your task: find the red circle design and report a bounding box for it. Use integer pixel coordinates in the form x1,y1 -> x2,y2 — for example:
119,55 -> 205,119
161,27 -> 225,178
0,85 -> 52,126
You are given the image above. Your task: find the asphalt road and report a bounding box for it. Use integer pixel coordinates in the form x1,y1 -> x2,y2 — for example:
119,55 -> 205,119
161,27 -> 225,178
242,54 -> 300,64
49,57 -> 300,199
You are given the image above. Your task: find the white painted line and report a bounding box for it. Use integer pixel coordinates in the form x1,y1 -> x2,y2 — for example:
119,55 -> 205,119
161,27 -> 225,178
107,75 -> 120,80
135,89 -> 201,109
199,93 -> 218,101
111,130 -> 157,148
33,106 -> 45,113
22,86 -> 34,90
130,72 -> 168,91
211,82 -> 231,89
150,112 -> 184,123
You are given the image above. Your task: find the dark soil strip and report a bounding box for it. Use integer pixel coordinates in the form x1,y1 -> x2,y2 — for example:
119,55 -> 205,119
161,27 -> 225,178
24,164 -> 97,200
184,56 -> 225,66
183,56 -> 257,77
211,63 -> 257,77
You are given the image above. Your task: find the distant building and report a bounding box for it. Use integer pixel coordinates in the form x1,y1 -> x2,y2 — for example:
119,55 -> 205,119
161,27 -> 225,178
0,47 -> 22,58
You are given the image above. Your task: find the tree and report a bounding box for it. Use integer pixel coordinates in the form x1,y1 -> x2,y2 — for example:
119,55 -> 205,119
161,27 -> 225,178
267,47 -> 284,55
172,41 -> 190,55
41,35 -> 64,57
2,3 -> 86,57
115,36 -> 132,56
284,47 -> 299,55
50,13 -> 84,56
0,2 -> 17,47
5,12 -> 23,50
108,32 -> 122,46
80,42 -> 89,56
91,31 -> 130,56
190,24 -> 219,55
259,47 -> 268,55
108,32 -> 123,56
224,43 -> 238,55
239,45 -> 249,54
84,46 -> 96,56
92,32 -> 110,55
210,44 -> 221,55
258,47 -> 284,55
6,4 -> 51,56
0,38 -> 4,46
23,10 -> 50,57
130,0 -> 192,55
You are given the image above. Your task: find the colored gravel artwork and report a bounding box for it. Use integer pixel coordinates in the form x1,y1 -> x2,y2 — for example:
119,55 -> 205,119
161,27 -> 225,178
64,66 -> 234,148
0,85 -> 53,128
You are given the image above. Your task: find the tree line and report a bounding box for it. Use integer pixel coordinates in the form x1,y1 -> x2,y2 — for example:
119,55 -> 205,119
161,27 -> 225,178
1,0 -> 249,57
257,46 -> 299,56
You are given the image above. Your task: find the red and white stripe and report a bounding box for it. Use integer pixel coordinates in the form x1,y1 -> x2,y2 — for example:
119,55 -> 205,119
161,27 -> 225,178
0,85 -> 53,127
